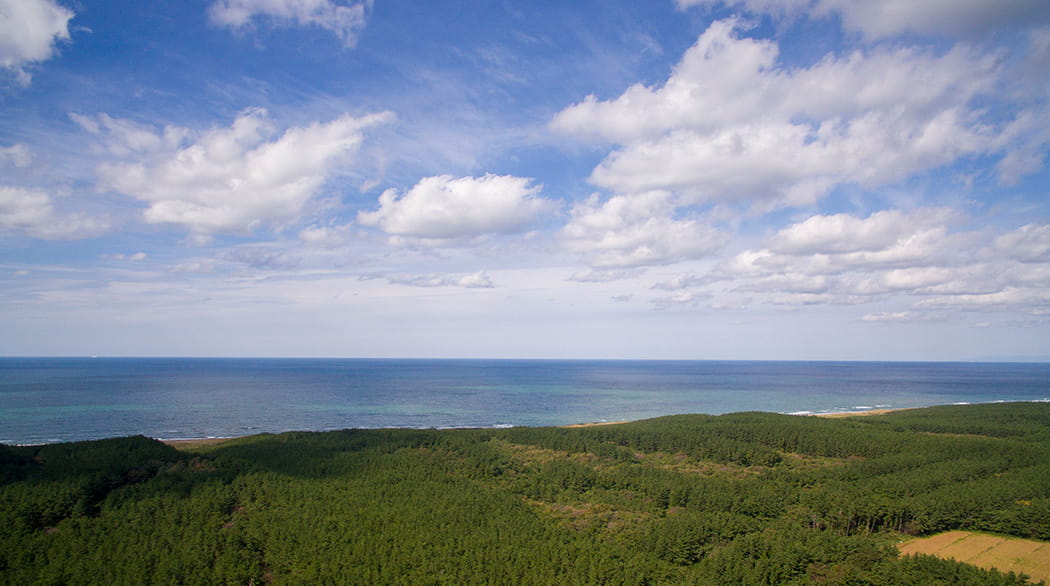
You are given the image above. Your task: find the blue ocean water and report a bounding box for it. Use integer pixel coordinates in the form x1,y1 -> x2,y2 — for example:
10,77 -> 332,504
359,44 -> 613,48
1,358 -> 1048,444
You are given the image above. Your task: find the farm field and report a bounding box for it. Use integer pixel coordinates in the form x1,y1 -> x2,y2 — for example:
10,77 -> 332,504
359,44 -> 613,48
899,531 -> 1050,584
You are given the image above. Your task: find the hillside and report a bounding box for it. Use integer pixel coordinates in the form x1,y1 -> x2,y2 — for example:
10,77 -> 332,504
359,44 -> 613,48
2,403 -> 1049,584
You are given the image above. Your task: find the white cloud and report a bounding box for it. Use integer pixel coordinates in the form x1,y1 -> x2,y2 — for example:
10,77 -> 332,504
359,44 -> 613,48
384,271 -> 495,289
768,209 -> 959,255
553,19 -> 1012,210
0,187 -> 50,231
676,0 -> 1050,40
0,0 -> 73,84
357,174 -> 555,241
995,223 -> 1050,262
555,21 -> 995,142
0,186 -> 108,240
0,144 -> 32,167
687,210 -> 955,307
71,112 -> 188,156
916,287 -> 1050,314
208,0 -> 370,46
562,191 -> 726,268
94,108 -> 392,239
678,212 -> 1050,319
298,222 -> 352,247
716,209 -> 966,283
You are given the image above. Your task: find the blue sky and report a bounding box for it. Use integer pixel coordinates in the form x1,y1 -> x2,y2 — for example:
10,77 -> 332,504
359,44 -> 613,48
1,0 -> 1048,360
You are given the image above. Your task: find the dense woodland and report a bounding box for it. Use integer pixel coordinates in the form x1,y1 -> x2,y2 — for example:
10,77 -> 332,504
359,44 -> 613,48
2,403 -> 1049,584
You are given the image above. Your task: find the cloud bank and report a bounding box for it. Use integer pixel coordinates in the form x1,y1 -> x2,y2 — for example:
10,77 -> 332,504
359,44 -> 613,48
554,19 -> 1013,212
654,209 -> 1050,319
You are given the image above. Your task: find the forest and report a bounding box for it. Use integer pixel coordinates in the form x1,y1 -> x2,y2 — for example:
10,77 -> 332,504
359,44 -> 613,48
2,403 -> 1049,584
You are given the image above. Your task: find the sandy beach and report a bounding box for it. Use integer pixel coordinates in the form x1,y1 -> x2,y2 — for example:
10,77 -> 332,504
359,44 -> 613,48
815,408 -> 915,418
561,420 -> 631,428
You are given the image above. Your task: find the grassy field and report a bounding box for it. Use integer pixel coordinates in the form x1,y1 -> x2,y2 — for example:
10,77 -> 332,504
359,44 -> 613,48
899,531 -> 1050,584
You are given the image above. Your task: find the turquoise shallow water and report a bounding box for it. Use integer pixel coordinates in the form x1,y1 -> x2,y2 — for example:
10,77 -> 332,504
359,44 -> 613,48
1,358 -> 1048,444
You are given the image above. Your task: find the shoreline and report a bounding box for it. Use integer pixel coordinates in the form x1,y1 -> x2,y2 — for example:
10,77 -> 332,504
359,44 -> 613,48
560,420 -> 632,428
813,407 -> 915,418
158,410 -> 905,448
34,402 -> 1042,448
160,422 -> 637,448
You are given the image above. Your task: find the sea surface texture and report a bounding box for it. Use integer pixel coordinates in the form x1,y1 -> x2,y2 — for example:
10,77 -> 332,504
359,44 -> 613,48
1,358 -> 1048,444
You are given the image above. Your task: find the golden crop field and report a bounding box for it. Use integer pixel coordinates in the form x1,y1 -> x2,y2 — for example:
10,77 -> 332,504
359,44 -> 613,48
899,531 -> 1050,584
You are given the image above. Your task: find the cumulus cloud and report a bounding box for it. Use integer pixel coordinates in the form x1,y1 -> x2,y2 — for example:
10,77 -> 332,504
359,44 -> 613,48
92,108 -> 392,239
553,19 -> 1017,210
357,174 -> 555,242
383,271 -> 495,289
208,0 -> 370,46
675,0 -> 1050,40
767,209 -> 960,255
716,209 -> 966,284
0,0 -> 73,84
0,186 -> 108,240
562,191 -> 726,268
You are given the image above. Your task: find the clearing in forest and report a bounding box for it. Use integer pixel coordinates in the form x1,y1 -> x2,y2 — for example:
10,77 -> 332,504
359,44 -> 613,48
898,531 -> 1050,583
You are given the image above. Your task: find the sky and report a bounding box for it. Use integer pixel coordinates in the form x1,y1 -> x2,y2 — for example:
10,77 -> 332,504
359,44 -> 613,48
0,0 -> 1048,361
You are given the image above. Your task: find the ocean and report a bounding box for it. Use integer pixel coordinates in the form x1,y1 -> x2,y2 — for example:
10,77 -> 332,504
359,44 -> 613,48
1,358 -> 1048,445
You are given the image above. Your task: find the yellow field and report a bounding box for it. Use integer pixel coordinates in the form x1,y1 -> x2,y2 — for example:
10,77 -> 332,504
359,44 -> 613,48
899,531 -> 1050,583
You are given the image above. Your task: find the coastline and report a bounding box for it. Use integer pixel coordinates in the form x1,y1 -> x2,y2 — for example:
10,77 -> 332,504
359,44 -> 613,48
7,360 -> 1046,446
158,420 -> 634,447
814,407 -> 915,418
158,409 -> 908,449
561,420 -> 631,428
